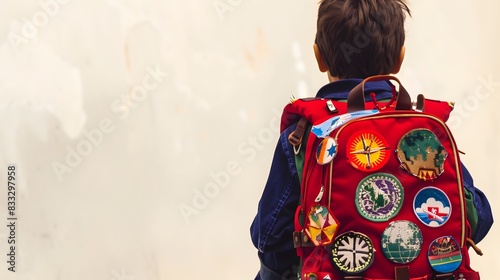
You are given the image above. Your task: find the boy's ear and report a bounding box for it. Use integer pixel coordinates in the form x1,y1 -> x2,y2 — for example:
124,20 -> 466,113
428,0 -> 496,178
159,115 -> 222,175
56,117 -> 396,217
314,44 -> 329,73
391,45 -> 406,74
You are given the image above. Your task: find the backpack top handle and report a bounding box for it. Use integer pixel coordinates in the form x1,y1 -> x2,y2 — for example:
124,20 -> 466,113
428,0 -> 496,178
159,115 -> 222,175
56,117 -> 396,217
347,75 -> 412,113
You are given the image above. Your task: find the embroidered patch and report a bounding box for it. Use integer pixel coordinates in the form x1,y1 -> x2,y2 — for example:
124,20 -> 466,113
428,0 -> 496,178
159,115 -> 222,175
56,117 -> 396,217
396,129 -> 448,180
355,173 -> 403,222
413,187 -> 451,227
428,236 -> 462,273
328,231 -> 374,274
346,131 -> 390,171
381,220 -> 423,264
316,137 -> 338,165
305,204 -> 340,246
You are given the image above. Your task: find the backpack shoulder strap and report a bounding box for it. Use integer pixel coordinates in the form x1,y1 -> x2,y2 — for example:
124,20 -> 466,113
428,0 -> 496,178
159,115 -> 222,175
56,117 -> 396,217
291,118 -> 310,185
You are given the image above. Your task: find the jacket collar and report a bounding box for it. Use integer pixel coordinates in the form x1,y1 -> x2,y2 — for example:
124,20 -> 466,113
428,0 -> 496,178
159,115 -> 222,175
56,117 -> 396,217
316,78 -> 395,101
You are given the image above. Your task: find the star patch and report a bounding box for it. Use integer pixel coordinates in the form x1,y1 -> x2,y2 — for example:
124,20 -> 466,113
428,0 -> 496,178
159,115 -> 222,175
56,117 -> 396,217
381,221 -> 423,264
428,236 -> 462,273
316,137 -> 337,165
413,187 -> 451,227
355,173 -> 403,222
396,129 -> 448,181
346,131 -> 390,171
328,231 -> 375,274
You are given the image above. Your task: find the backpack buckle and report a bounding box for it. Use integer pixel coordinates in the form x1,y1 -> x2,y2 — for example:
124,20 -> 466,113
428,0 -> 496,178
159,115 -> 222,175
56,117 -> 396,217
288,132 -> 302,147
394,266 -> 409,280
326,100 -> 338,113
434,273 -> 455,280
288,117 -> 308,154
292,231 -> 314,248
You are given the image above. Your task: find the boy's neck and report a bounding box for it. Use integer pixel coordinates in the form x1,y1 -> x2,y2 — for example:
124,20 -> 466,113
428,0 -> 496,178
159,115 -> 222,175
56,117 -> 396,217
328,72 -> 340,82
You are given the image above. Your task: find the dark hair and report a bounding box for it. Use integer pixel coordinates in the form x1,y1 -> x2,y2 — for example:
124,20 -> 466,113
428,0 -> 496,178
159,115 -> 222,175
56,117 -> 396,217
315,0 -> 411,78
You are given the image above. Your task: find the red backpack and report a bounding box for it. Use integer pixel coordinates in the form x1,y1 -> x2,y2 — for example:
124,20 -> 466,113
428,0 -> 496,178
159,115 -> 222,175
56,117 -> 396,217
282,76 -> 482,280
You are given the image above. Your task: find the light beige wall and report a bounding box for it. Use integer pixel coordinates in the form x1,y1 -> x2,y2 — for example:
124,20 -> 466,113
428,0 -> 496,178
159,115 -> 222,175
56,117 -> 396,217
0,0 -> 497,279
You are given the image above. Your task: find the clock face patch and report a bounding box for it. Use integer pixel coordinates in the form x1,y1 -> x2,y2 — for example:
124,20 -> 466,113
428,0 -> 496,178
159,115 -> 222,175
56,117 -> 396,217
396,129 -> 448,181
355,173 -> 403,222
346,131 -> 390,172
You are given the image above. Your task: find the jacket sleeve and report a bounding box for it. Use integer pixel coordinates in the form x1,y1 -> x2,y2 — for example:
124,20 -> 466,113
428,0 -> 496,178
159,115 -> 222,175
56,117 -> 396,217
461,163 -> 494,244
250,126 -> 301,279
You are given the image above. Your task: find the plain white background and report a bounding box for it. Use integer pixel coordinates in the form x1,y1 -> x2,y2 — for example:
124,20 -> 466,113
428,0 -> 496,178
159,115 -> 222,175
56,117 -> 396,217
0,0 -> 498,279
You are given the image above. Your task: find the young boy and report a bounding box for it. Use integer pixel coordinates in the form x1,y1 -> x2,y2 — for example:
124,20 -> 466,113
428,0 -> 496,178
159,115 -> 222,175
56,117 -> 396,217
250,0 -> 493,279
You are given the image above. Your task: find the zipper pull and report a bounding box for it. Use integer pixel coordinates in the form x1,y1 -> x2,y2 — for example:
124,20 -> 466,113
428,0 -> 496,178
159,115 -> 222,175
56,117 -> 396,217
314,185 -> 324,203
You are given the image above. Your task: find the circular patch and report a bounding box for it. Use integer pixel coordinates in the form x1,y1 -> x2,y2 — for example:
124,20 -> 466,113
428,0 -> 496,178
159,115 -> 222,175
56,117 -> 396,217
396,129 -> 448,181
347,131 -> 390,171
316,137 -> 337,165
381,220 -> 423,264
428,236 -> 462,273
329,231 -> 374,274
414,187 -> 451,227
356,173 -> 404,222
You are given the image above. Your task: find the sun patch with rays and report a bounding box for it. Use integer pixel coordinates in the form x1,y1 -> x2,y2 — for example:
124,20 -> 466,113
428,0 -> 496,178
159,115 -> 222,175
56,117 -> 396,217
346,131 -> 390,172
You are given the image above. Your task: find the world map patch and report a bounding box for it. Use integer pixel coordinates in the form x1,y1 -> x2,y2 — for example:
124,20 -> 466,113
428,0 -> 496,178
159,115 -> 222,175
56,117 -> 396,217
381,220 -> 423,264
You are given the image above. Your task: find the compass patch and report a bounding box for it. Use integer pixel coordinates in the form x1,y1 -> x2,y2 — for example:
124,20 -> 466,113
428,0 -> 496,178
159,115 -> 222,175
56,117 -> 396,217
347,131 -> 390,171
355,173 -> 403,222
414,187 -> 451,227
328,231 -> 374,274
396,129 -> 448,181
428,236 -> 462,273
381,221 -> 423,264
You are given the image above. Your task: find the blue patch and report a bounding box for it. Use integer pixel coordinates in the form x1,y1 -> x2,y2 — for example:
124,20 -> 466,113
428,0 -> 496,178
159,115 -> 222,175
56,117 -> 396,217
413,187 -> 451,227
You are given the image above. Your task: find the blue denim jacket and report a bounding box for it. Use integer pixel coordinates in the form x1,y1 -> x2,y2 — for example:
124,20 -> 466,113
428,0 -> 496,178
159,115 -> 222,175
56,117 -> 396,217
250,79 -> 493,280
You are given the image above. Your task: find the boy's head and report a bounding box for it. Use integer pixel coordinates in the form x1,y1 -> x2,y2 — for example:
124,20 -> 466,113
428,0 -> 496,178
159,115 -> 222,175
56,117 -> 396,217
314,0 -> 411,80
